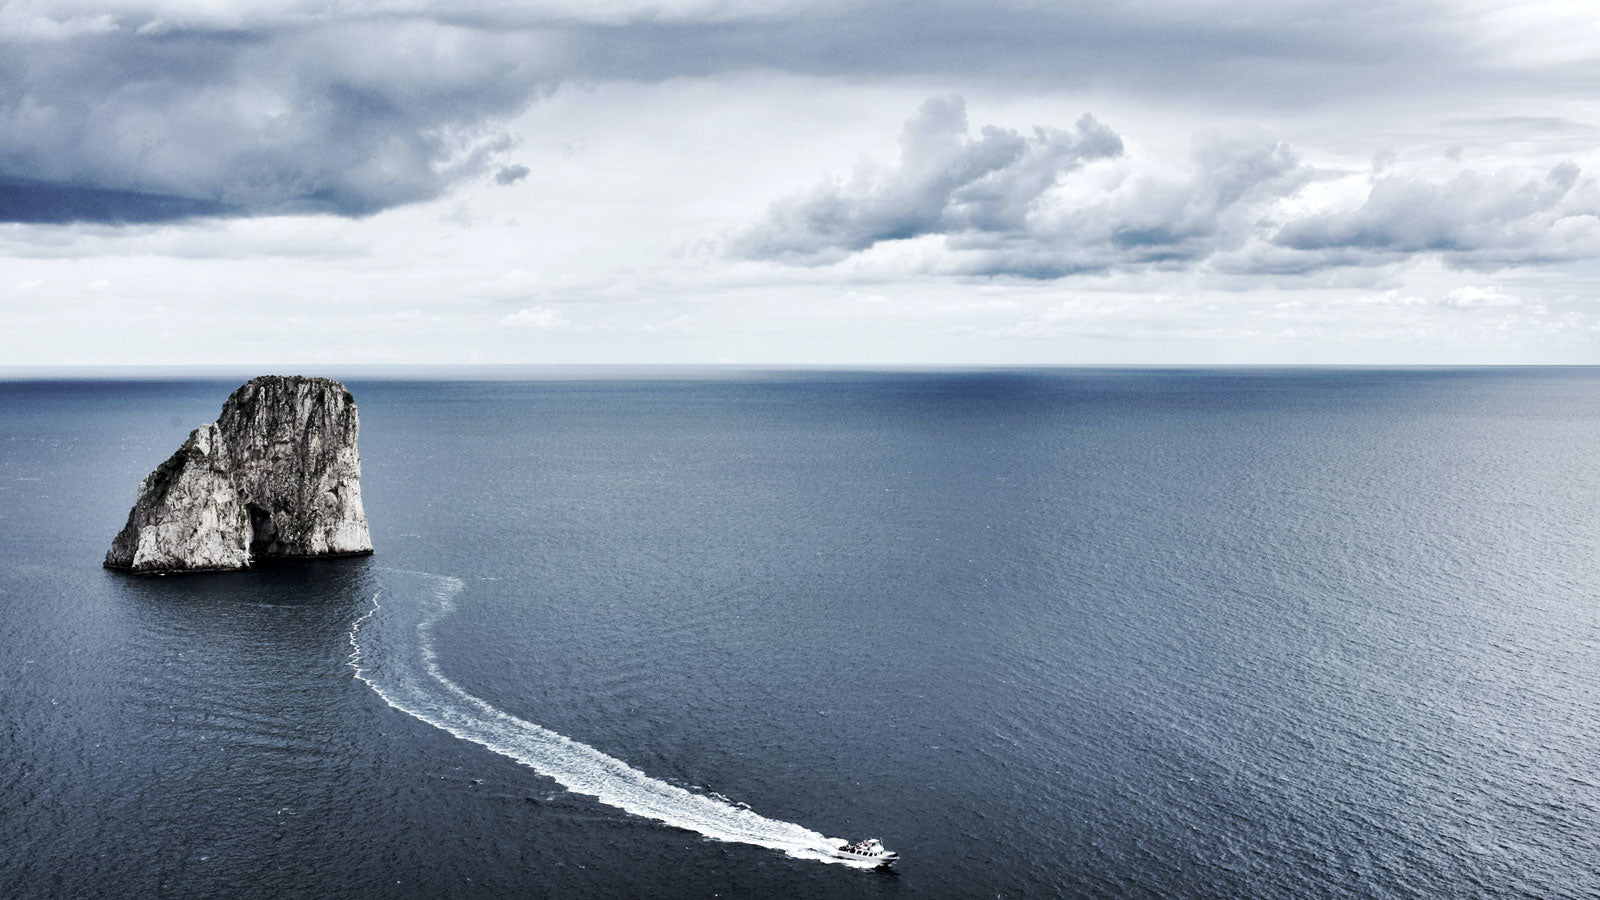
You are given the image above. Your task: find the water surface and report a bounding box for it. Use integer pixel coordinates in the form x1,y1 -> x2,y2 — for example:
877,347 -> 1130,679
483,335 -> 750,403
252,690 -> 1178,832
3,369 -> 1598,898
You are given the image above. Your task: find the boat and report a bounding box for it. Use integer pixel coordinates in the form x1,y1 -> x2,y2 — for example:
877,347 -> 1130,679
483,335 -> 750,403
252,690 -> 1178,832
830,837 -> 898,866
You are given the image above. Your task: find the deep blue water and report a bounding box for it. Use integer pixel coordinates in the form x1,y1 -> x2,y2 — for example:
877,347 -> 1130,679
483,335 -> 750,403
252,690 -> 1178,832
3,369 -> 1599,898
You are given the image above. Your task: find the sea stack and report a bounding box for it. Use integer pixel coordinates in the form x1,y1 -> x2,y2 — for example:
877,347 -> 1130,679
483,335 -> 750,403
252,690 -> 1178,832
105,376 -> 373,574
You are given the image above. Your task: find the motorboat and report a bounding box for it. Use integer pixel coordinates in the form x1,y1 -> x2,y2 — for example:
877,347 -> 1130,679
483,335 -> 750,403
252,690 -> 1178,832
830,838 -> 897,866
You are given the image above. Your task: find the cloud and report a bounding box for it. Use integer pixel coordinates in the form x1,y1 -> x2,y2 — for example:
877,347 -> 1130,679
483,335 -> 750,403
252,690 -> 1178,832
0,11 -> 545,223
0,177 -> 227,224
1439,285 -> 1519,309
1351,290 -> 1429,307
947,131 -> 1313,278
734,96 -> 1600,280
728,96 -> 1123,264
470,268 -> 543,299
500,305 -> 579,329
2,1 -> 1596,227
0,3 -> 116,41
494,164 -> 530,185
550,0 -> 1524,100
0,214 -> 370,259
733,99 -> 1313,278
638,314 -> 696,334
1269,162 -> 1600,271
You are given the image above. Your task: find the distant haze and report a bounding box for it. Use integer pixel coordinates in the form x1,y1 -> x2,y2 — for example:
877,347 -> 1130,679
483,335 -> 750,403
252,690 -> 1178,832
3,1 -> 1599,365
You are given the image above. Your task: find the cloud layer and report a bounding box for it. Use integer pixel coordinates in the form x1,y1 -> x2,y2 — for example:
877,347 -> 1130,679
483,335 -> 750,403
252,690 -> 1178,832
1,7 -> 547,222
4,0 -> 1598,225
733,99 -> 1600,279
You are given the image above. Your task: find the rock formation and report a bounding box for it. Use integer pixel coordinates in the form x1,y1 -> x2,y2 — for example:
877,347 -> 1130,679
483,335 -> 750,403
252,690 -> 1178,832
105,376 -> 373,573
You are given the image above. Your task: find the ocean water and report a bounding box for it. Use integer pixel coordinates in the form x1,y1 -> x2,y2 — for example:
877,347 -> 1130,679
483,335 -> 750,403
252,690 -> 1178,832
3,368 -> 1599,898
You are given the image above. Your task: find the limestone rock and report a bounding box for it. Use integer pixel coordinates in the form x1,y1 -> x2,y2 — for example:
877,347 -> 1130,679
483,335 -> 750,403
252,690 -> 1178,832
103,423 -> 253,573
105,376 -> 374,574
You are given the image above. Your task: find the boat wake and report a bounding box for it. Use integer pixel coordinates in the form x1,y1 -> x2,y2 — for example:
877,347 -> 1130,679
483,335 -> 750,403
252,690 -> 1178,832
346,569 -> 874,867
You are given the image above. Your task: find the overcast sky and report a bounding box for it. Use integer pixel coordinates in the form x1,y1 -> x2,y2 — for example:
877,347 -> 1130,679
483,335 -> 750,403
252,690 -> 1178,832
3,0 -> 1599,366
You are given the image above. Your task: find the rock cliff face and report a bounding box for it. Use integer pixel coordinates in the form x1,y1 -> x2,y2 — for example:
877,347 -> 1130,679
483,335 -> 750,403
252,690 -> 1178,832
105,376 -> 373,573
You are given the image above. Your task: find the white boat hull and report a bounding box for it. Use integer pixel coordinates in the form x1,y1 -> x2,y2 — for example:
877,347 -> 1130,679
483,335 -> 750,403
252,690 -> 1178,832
828,839 -> 897,866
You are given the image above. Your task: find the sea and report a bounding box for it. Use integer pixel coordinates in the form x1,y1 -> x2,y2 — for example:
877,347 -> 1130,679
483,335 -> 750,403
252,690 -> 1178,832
2,368 -> 1598,899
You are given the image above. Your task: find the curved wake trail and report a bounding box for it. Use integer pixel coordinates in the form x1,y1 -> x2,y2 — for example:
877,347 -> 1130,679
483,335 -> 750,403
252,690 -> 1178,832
347,569 -> 868,866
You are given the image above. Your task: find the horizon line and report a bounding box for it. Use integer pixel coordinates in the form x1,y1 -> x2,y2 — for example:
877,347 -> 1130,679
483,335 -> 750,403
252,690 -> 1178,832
3,362 -> 1597,381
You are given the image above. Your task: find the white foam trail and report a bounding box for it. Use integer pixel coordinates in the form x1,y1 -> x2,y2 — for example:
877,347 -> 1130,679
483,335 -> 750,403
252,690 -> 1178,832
347,569 -> 875,867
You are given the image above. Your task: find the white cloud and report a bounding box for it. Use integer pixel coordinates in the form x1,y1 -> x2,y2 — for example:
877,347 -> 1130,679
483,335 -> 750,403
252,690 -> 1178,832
1440,285 -> 1521,308
638,314 -> 696,334
729,96 -> 1123,264
470,268 -> 544,300
1271,162 -> 1600,271
499,306 -> 581,329
733,98 -> 1600,282
1351,290 -> 1430,307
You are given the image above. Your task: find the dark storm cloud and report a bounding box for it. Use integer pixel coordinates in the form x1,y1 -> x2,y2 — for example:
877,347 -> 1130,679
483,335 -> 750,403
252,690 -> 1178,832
0,177 -> 227,224
0,14 -> 549,223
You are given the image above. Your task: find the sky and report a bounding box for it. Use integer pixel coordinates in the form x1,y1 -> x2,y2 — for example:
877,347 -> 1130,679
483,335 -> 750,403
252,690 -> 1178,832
2,0 -> 1599,366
